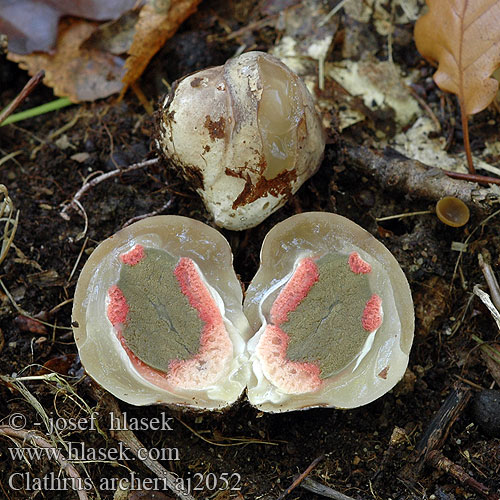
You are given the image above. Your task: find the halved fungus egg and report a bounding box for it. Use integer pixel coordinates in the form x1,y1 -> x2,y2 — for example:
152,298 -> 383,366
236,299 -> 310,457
72,216 -> 251,410
72,213 -> 414,412
244,212 -> 414,412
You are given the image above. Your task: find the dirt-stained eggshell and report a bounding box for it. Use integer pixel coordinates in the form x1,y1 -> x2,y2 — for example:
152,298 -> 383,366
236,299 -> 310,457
156,51 -> 325,231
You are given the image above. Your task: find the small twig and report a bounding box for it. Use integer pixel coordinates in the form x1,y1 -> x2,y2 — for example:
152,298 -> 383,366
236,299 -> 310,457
478,251 -> 500,311
375,210 -> 432,222
414,382 -> 471,465
444,169 -> 500,186
67,237 -> 88,283
0,70 -> 45,125
372,426 -> 408,485
320,0 -> 352,26
0,185 -> 19,267
0,426 -> 89,500
453,374 -> 486,391
60,157 -> 160,220
83,381 -> 195,500
277,454 -> 325,500
300,477 -> 356,500
452,208 -> 500,289
473,286 -> 500,330
223,15 -> 278,41
405,83 -> 441,133
175,416 -> 279,447
401,382 -> 471,479
122,198 -> 174,227
459,100 -> 475,174
427,450 -> 499,500
343,145 -> 496,212
0,277 -> 72,330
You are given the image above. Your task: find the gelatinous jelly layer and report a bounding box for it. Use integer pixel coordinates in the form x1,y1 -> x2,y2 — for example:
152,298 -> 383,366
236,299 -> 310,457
73,213 -> 413,412
257,56 -> 302,180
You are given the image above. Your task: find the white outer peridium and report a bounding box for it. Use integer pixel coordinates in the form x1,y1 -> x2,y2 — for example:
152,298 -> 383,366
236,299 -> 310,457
72,216 -> 250,410
244,212 -> 414,412
157,51 -> 325,230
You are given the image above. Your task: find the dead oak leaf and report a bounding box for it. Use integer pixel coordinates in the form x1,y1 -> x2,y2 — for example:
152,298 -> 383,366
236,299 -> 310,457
8,18 -> 124,102
414,0 -> 500,115
120,0 -> 202,96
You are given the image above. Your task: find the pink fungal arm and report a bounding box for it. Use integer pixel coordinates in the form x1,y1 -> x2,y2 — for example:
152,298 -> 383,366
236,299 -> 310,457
348,252 -> 372,274
259,258 -> 322,393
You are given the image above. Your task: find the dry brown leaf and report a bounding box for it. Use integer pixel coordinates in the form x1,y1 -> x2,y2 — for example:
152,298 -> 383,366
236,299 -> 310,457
8,18 -> 124,102
120,0 -> 202,96
414,0 -> 500,116
0,0 -> 137,54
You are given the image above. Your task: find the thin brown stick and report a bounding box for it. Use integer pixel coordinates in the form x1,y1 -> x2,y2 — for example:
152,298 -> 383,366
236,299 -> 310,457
300,477 -> 356,500
0,425 -> 89,500
344,145 -> 495,212
460,102 -> 475,174
277,454 -> 325,500
60,158 -> 160,220
82,380 -> 195,500
427,450 -> 499,500
123,198 -> 174,227
406,83 -> 441,133
0,70 -> 45,125
401,382 -> 471,480
414,382 -> 471,465
478,251 -> 500,311
444,170 -> 500,186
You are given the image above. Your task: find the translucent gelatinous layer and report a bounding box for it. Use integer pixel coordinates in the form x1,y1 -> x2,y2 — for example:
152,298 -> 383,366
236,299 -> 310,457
245,212 -> 414,412
73,212 -> 413,413
72,216 -> 250,410
257,56 -> 302,180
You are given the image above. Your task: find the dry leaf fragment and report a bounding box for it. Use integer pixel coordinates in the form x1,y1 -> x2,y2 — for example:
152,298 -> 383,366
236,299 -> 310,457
8,19 -> 125,102
414,0 -> 500,174
120,0 -> 202,96
415,0 -> 500,116
0,0 -> 137,54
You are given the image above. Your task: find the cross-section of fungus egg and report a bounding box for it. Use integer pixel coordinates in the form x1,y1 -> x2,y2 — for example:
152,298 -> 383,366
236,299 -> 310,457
244,212 -> 414,412
156,51 -> 325,231
72,216 -> 250,410
73,213 -> 414,413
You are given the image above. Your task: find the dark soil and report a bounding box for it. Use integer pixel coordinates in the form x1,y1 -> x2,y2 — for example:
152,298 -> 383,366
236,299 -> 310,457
1,1 -> 500,499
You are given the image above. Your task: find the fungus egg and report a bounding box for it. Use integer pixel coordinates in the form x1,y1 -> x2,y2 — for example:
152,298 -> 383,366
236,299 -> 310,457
72,215 -> 250,410
73,213 -> 414,412
244,212 -> 414,412
156,51 -> 325,231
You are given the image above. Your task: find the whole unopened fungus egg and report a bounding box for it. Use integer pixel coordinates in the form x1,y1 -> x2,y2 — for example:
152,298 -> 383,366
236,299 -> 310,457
156,51 -> 325,231
73,213 -> 414,412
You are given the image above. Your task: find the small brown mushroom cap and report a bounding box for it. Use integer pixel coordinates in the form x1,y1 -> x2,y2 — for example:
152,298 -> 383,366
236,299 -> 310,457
435,196 -> 470,227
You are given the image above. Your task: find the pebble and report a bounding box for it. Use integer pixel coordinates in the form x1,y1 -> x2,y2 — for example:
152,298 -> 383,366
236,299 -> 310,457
472,390 -> 500,437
